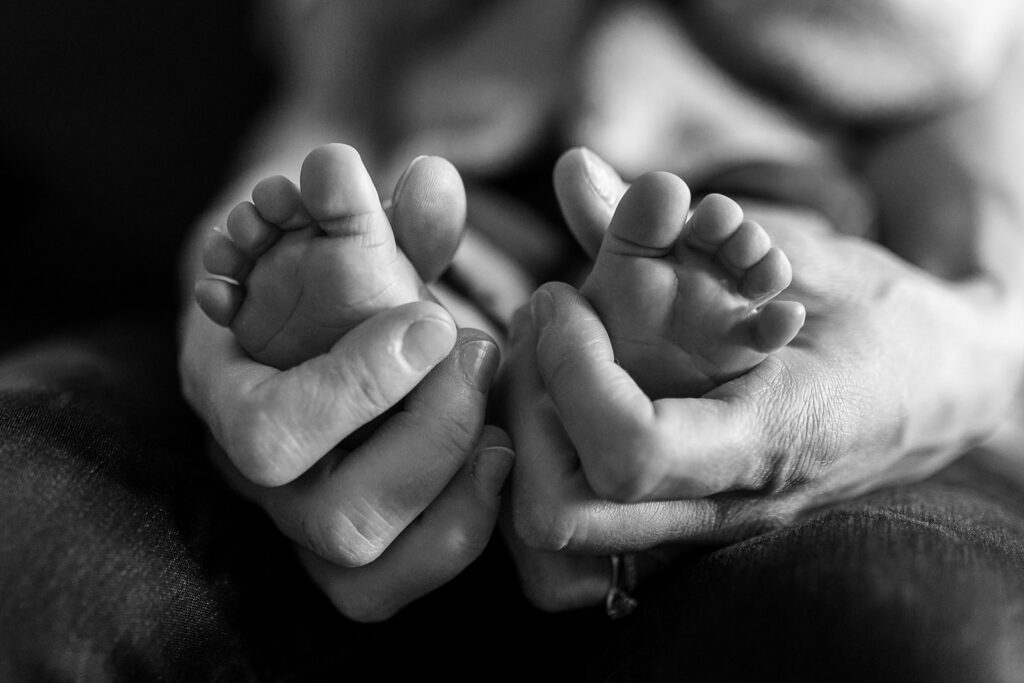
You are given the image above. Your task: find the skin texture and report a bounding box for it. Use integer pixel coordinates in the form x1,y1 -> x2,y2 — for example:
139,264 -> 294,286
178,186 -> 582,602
178,2 -> 1024,616
196,145 -> 465,370
501,60 -> 1024,603
576,169 -> 804,402
180,118 -> 515,620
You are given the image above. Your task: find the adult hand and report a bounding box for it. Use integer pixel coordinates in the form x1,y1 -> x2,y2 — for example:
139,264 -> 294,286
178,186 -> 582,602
503,196 -> 1024,610
179,303 -> 512,622
521,224 -> 1021,516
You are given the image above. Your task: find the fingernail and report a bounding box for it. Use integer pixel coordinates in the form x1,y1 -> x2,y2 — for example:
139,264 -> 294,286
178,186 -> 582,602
530,289 -> 555,329
459,339 -> 499,392
472,446 -> 515,496
401,316 -> 456,371
581,147 -> 620,206
392,155 -> 429,207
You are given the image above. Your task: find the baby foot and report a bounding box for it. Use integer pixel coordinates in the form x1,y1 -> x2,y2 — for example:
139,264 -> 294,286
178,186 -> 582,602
194,143 -> 465,369
581,172 -> 805,399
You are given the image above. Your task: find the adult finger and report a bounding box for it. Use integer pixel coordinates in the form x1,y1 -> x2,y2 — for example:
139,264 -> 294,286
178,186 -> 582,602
507,306 -> 725,553
385,155 -> 466,283
528,282 -> 769,502
503,517 -> 696,614
298,426 -> 513,623
251,328 -> 500,567
445,227 -> 537,331
500,511 -> 609,613
552,147 -> 628,259
200,300 -> 458,487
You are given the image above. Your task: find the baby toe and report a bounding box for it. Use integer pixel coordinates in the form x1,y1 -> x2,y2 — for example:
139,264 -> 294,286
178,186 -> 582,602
202,228 -> 252,282
684,193 -> 744,252
226,201 -> 281,256
194,278 -> 244,328
717,219 -> 772,275
740,247 -> 793,302
252,175 -> 311,230
750,299 -> 805,352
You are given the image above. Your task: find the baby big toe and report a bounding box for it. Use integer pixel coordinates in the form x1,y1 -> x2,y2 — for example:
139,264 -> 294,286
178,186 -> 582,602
605,171 -> 691,256
299,143 -> 388,238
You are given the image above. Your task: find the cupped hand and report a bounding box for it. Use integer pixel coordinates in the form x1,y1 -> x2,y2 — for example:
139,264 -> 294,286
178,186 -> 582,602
503,203 -> 1022,609
179,303 -> 512,622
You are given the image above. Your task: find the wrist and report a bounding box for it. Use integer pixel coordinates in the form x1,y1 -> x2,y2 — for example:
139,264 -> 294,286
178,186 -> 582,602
904,272 -> 1024,453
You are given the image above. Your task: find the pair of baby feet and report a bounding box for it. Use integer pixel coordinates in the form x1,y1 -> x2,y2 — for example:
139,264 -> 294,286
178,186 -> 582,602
195,143 -> 804,405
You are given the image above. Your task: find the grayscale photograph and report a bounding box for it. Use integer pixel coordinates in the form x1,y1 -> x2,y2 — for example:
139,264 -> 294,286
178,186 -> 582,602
2,1 -> 1024,680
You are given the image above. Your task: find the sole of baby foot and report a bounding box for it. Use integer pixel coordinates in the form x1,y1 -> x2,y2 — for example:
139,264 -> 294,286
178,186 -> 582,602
582,175 -> 804,398
196,144 -> 466,369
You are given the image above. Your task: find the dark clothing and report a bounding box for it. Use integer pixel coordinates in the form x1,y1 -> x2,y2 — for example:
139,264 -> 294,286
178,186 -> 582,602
2,321 -> 1024,682
3,2 -> 1024,681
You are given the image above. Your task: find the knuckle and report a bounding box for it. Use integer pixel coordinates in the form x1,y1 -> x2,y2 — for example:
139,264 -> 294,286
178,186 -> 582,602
585,458 -> 652,503
336,359 -> 394,423
425,416 -> 479,465
330,588 -> 401,624
581,427 -> 666,503
513,493 -> 581,552
510,547 -> 602,613
301,507 -> 391,568
354,370 -> 393,416
436,524 -> 490,565
542,346 -> 583,397
224,401 -> 303,487
519,574 -> 586,613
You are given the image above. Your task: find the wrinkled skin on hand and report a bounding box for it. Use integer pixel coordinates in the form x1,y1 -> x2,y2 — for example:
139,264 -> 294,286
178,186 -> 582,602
503,202 -> 1021,610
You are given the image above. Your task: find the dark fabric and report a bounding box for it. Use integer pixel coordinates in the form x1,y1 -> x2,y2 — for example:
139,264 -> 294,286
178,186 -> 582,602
0,320 -> 565,681
0,0 -> 270,350
2,320 -> 1024,682
583,457 -> 1024,683
4,2 -> 1024,681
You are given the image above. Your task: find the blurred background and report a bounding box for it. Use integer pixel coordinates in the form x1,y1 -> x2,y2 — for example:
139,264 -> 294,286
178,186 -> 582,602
0,0 -> 270,348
